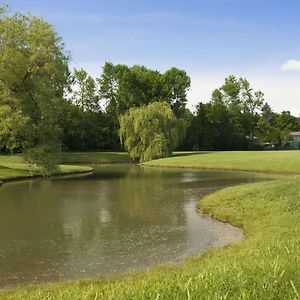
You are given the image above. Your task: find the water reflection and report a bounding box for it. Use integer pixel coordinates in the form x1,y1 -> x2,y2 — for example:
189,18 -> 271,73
0,166 -> 271,287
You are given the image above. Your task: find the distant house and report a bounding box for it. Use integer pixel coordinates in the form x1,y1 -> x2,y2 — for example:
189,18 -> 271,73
246,136 -> 262,150
289,132 -> 300,141
282,131 -> 300,150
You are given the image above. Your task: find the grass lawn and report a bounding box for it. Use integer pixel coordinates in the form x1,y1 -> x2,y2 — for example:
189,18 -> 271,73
0,151 -> 131,184
145,150 -> 300,174
1,150 -> 299,299
0,154 -> 92,183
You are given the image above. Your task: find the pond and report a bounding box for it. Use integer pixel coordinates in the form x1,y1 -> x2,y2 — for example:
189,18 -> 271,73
0,165 -> 271,288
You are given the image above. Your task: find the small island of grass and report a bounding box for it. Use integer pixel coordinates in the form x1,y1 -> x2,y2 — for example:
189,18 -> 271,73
0,154 -> 93,186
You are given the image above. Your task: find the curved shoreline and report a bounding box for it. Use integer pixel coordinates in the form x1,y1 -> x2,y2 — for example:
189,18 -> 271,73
143,150 -> 300,175
0,166 -> 246,287
143,162 -> 299,176
1,161 -> 299,298
0,167 -> 93,188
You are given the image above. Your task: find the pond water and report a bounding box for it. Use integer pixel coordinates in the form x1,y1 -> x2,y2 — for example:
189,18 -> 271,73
0,165 -> 270,288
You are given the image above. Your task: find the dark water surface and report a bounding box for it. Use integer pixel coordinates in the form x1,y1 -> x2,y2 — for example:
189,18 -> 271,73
0,165 -> 271,287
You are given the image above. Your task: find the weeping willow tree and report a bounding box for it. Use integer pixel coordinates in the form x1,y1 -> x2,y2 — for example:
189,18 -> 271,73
119,102 -> 185,162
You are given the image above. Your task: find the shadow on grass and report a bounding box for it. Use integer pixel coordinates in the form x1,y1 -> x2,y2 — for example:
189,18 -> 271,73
172,151 -> 214,158
0,165 -> 10,169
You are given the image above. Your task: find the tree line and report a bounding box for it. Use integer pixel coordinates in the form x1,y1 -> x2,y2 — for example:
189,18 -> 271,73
183,76 -> 299,151
63,63 -> 190,152
0,7 -> 299,169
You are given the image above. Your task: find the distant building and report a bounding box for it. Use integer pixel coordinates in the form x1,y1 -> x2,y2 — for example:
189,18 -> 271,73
246,136 -> 261,150
289,132 -> 300,141
282,131 -> 300,150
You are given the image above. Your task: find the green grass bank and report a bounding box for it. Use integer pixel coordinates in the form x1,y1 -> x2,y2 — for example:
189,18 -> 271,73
0,151 -> 299,299
0,155 -> 93,185
58,151 -> 131,164
0,152 -> 130,185
145,150 -> 300,174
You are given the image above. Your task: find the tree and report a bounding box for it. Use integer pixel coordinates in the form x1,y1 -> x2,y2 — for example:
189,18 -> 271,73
71,68 -> 99,112
275,111 -> 298,132
240,78 -> 264,138
0,105 -> 29,152
219,76 -> 264,138
255,118 -> 273,144
161,68 -> 191,118
255,102 -> 282,146
98,63 -> 191,149
0,7 -> 69,172
185,102 -> 214,150
184,76 -> 266,151
61,101 -> 114,151
119,102 -> 184,162
98,63 -> 191,116
217,77 -> 242,139
261,103 -> 276,126
178,108 -> 197,150
221,75 -> 241,105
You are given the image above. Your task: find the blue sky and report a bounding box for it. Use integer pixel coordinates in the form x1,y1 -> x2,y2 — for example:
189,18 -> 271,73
5,0 -> 300,114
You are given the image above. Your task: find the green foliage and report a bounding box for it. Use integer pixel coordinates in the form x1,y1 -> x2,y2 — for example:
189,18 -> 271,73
254,108 -> 299,145
0,93 -> 30,151
71,68 -> 99,112
0,154 -> 92,181
188,76 -> 247,150
1,4 -> 299,157
119,102 -> 184,162
255,118 -> 275,144
161,67 -> 191,117
24,145 -> 60,175
255,116 -> 283,145
61,101 -> 118,151
275,110 -> 298,131
61,64 -> 191,152
98,63 -> 190,117
182,75 -> 300,151
0,6 -> 69,172
219,76 -> 264,138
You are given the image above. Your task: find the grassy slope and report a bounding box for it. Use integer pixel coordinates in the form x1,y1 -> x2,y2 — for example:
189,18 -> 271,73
145,150 -> 300,174
1,177 -> 299,299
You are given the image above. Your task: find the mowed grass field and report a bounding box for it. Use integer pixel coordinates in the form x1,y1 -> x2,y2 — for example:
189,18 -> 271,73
145,150 -> 300,174
1,150 -> 299,299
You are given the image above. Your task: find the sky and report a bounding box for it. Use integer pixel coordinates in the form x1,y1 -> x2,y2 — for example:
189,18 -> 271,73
4,0 -> 300,115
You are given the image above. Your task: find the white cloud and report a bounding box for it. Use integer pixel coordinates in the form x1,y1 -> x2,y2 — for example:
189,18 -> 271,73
281,59 -> 300,71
